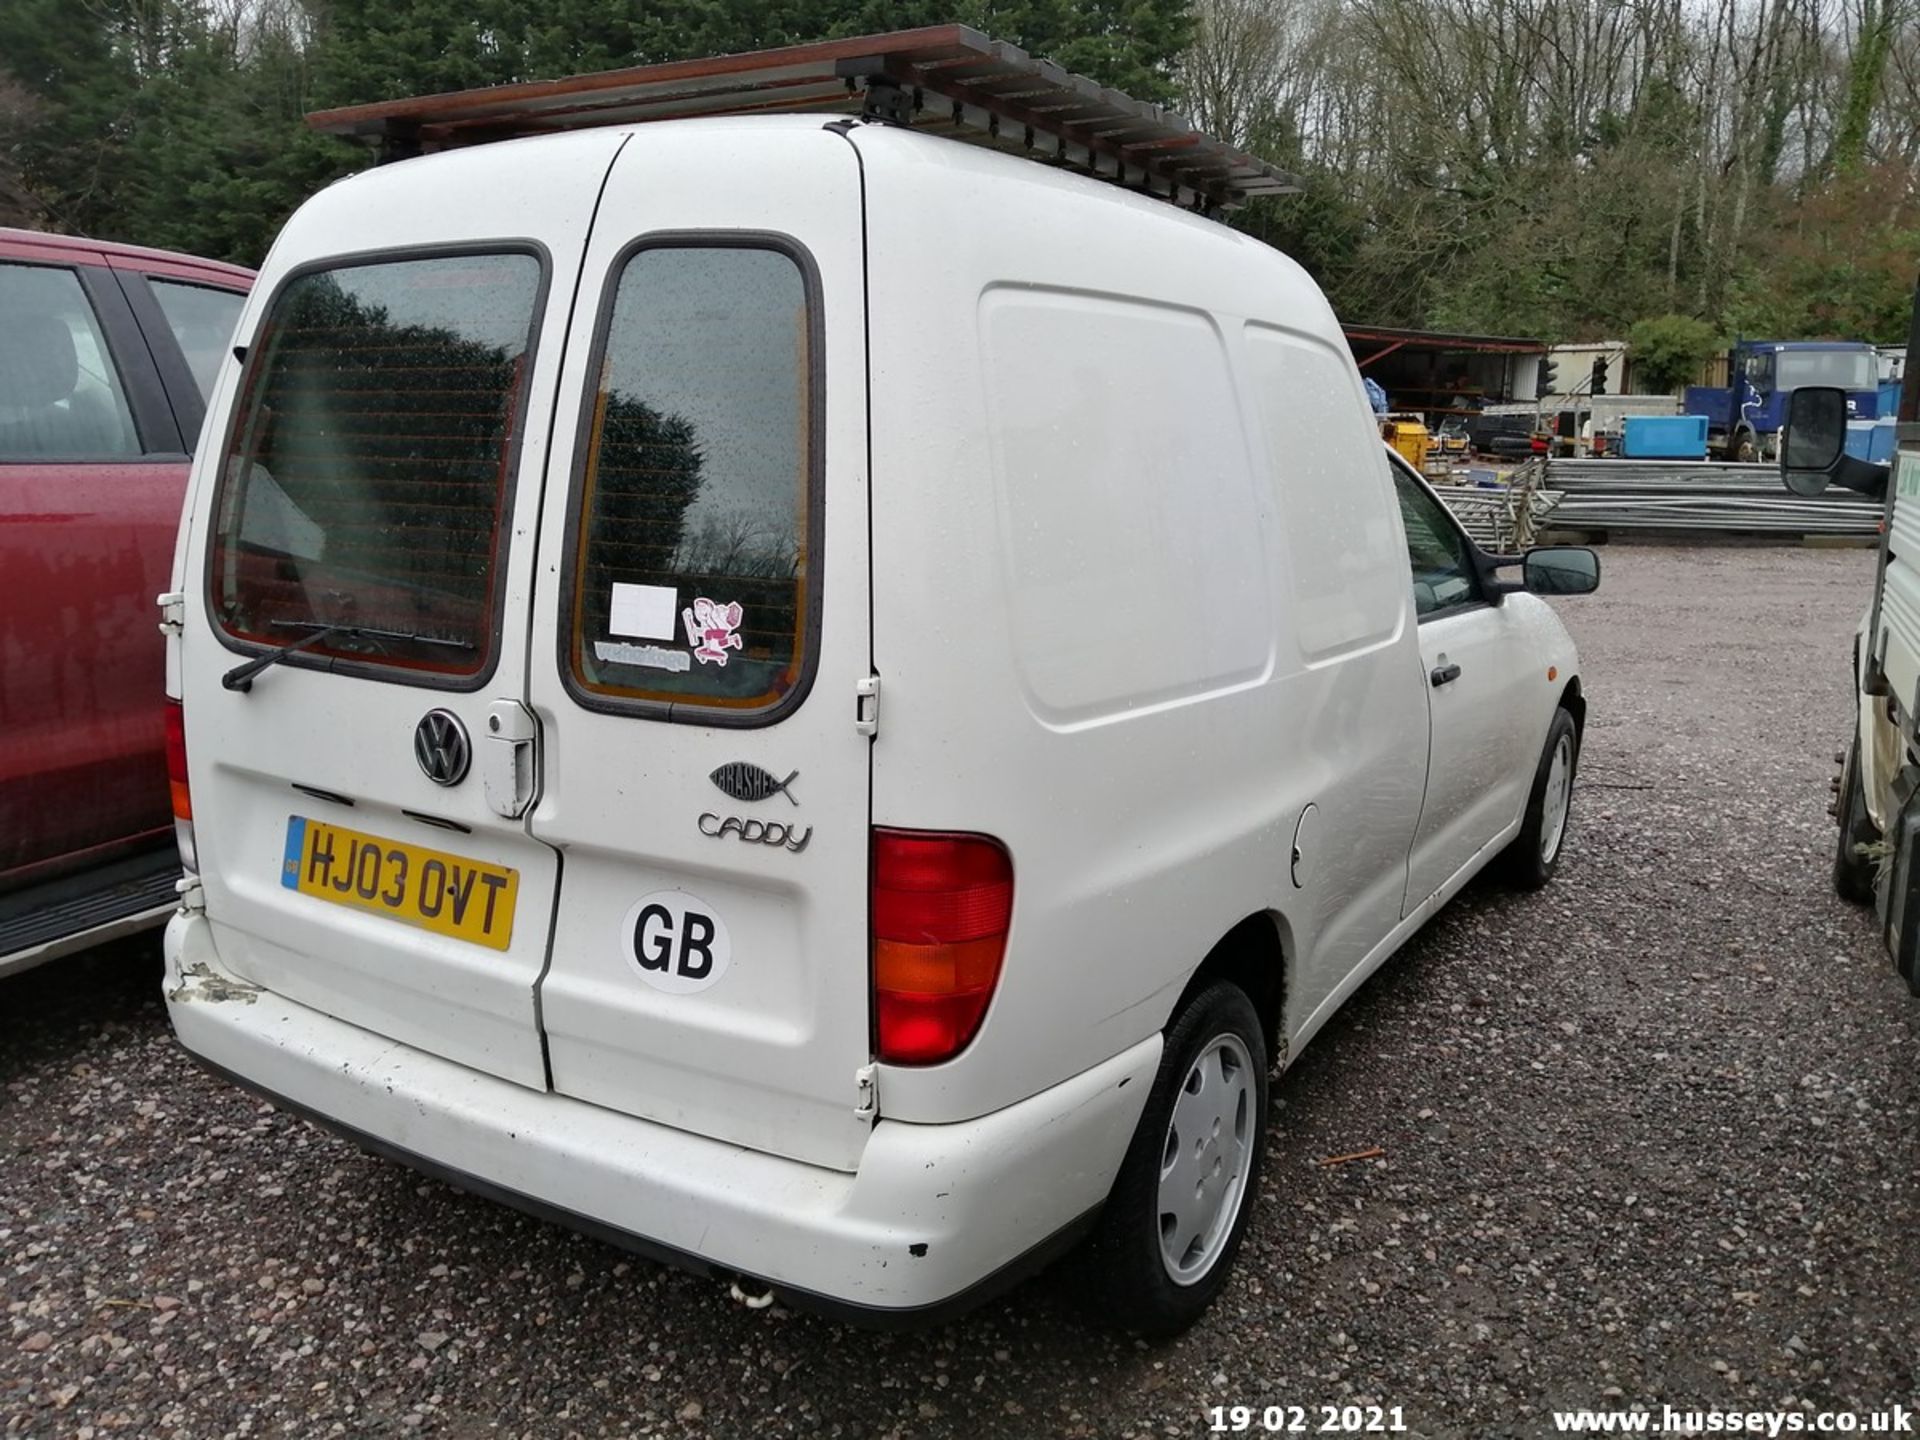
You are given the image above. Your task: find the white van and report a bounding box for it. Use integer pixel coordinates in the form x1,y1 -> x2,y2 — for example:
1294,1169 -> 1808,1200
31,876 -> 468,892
160,30 -> 1597,1334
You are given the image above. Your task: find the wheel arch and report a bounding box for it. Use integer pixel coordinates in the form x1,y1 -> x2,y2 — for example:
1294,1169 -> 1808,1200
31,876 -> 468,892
1171,911 -> 1292,1071
1558,675 -> 1585,737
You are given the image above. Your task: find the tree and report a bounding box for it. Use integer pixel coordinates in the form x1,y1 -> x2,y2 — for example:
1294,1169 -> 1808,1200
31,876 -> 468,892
115,12 -> 358,263
1179,0 -> 1303,148
1628,314 -> 1723,393
1729,166 -> 1920,339
5,0 -> 1920,352
0,0 -> 140,235
1833,0 -> 1906,171
310,0 -> 1193,107
0,72 -> 48,227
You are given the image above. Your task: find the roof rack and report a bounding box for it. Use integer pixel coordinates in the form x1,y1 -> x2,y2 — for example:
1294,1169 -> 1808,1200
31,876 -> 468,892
306,26 -> 1298,212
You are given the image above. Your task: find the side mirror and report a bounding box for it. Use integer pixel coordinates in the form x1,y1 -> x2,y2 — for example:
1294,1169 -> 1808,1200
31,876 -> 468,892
1781,385 -> 1847,495
1522,545 -> 1600,596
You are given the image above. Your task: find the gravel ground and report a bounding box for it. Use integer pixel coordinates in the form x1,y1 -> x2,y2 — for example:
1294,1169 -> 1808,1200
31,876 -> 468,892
7,543 -> 1918,1440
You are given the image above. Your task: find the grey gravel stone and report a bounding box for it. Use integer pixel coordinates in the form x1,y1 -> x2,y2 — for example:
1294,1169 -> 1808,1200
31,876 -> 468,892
3,545 -> 1917,1439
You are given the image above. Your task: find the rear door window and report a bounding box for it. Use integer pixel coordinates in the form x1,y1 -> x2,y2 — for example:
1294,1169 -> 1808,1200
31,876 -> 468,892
563,240 -> 820,722
208,250 -> 545,685
150,279 -> 246,402
0,263 -> 142,460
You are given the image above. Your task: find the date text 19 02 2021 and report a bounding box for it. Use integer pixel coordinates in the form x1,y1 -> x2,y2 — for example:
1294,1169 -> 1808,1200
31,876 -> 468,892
280,815 -> 520,951
1209,1407 -> 1408,1434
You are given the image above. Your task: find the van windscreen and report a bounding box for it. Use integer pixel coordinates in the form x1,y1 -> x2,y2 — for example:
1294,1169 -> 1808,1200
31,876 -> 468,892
209,250 -> 543,682
565,243 -> 818,720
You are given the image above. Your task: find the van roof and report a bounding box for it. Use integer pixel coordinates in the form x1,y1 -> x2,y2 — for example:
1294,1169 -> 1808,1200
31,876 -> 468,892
306,26 -> 1297,213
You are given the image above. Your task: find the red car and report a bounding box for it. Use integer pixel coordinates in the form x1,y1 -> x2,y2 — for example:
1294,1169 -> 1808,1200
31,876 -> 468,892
0,229 -> 252,976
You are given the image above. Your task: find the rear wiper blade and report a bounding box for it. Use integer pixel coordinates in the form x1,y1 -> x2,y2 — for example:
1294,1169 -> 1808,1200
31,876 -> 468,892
222,621 -> 362,692
221,620 -> 474,693
269,618 -> 476,650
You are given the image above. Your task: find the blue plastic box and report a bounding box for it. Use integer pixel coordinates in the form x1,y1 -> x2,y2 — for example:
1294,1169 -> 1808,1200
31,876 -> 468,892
1620,414 -> 1708,460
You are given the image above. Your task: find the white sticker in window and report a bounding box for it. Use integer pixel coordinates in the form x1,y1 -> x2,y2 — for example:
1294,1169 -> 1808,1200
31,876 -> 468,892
609,582 -> 678,639
623,891 -> 732,994
594,640 -> 691,672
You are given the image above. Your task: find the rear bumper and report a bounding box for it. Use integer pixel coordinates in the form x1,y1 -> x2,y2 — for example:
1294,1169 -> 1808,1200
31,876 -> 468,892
163,911 -> 1158,1323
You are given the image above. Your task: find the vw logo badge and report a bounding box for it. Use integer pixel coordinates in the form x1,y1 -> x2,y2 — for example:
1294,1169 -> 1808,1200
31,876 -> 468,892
414,709 -> 471,787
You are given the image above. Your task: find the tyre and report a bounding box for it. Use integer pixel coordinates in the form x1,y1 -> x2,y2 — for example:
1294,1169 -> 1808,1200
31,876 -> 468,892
1083,981 -> 1269,1337
1502,707 -> 1579,889
1834,731 -> 1879,905
1732,430 -> 1758,463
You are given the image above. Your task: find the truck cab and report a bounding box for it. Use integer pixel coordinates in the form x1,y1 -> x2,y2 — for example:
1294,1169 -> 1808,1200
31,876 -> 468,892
1687,340 -> 1882,462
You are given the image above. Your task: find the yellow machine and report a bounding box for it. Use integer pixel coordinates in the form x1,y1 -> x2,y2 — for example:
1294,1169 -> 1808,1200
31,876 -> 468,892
1379,414 -> 1431,470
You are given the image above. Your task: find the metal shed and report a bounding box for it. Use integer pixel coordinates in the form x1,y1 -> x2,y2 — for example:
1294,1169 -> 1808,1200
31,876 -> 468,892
1342,324 -> 1548,418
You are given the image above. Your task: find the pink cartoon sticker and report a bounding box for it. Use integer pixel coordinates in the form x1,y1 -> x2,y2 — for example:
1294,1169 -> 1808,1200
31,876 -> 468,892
682,597 -> 744,667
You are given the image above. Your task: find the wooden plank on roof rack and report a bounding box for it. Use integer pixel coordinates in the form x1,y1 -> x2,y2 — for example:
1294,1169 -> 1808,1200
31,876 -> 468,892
306,25 -> 1298,211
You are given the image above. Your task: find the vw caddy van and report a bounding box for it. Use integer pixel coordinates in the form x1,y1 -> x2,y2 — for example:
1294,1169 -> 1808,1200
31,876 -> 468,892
161,29 -> 1597,1334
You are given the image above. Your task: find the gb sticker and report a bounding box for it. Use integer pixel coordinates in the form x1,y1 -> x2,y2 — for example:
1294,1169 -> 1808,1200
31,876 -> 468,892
623,891 -> 733,994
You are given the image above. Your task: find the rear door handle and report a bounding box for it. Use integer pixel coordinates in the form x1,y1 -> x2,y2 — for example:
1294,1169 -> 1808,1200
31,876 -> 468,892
481,699 -> 539,818
1430,662 -> 1462,687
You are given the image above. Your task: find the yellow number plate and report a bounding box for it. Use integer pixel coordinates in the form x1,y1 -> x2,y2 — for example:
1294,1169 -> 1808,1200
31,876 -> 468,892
281,816 -> 518,951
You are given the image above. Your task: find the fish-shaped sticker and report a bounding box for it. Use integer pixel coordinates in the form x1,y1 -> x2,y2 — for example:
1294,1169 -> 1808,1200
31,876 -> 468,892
709,763 -> 799,807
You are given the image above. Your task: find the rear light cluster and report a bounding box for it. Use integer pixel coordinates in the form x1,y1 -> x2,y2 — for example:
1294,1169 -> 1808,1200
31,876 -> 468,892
165,699 -> 197,873
872,828 -> 1013,1066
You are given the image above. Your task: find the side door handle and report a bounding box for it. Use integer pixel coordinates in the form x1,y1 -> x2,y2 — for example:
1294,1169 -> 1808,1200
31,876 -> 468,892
1430,662 -> 1462,687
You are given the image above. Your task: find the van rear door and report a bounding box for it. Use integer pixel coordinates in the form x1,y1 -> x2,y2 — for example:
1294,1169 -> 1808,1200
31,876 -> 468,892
181,136 -> 629,1088
527,123 -> 873,1172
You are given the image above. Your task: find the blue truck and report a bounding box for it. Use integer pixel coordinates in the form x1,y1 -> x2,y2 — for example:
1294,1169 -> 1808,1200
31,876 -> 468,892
1685,340 -> 1891,462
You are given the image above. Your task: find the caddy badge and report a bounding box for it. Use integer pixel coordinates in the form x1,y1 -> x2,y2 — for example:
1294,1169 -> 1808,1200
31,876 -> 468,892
699,813 -> 812,853
709,763 -> 798,806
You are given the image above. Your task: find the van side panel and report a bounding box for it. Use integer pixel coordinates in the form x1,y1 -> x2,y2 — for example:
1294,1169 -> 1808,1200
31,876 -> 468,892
976,287 -> 1272,723
854,129 -> 1429,1124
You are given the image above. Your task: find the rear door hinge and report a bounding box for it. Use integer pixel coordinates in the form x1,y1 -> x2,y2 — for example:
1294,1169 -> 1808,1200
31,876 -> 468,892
854,673 -> 880,738
158,591 -> 186,697
481,699 -> 540,819
854,1062 -> 878,1121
